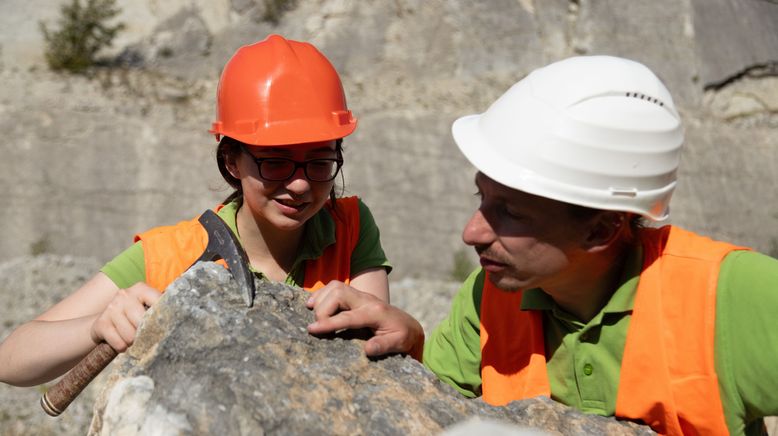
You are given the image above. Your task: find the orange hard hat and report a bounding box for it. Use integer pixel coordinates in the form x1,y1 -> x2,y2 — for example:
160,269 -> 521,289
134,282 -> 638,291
209,34 -> 357,146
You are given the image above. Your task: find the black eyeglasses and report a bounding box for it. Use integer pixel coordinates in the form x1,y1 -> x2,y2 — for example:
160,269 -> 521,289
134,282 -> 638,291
241,145 -> 343,182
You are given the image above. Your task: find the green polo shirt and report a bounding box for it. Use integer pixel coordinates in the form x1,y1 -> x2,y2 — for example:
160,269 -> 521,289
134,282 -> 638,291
423,247 -> 778,435
101,198 -> 391,289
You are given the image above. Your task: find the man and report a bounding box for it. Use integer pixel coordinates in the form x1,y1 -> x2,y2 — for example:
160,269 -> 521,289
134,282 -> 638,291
307,56 -> 778,435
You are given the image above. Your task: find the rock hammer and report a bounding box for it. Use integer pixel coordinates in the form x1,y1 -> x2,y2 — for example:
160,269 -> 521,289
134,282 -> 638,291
40,209 -> 255,416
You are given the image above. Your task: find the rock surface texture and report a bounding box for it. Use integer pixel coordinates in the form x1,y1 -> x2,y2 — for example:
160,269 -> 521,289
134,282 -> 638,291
88,263 -> 654,435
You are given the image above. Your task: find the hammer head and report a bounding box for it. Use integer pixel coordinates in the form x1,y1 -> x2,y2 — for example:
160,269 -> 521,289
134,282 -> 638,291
195,209 -> 256,307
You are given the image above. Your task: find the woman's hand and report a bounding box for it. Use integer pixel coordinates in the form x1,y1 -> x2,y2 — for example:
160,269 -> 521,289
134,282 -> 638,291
89,282 -> 161,352
306,281 -> 424,360
0,274 -> 162,386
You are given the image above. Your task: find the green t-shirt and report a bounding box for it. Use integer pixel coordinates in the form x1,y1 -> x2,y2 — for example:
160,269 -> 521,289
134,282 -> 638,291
101,198 -> 391,289
423,247 -> 778,435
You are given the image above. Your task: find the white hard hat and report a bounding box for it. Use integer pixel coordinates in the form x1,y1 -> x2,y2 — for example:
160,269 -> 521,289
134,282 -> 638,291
452,55 -> 684,220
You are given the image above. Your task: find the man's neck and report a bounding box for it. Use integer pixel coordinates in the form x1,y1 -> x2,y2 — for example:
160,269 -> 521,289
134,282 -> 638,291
544,243 -> 632,323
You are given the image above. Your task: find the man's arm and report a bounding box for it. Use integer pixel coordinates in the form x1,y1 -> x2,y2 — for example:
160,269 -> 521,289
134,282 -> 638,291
715,251 -> 778,432
422,268 -> 485,398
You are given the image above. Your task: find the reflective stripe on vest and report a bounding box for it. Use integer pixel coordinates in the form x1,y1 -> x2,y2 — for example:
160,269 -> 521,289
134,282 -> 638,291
135,196 -> 360,293
479,225 -> 746,435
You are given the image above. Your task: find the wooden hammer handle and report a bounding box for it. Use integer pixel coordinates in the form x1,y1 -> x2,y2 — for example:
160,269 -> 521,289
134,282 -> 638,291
40,342 -> 118,416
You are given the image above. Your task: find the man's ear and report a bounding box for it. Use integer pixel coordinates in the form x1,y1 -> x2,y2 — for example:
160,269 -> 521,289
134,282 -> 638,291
582,212 -> 627,252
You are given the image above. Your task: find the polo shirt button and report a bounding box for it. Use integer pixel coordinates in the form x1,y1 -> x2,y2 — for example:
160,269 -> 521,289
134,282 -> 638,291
583,363 -> 593,376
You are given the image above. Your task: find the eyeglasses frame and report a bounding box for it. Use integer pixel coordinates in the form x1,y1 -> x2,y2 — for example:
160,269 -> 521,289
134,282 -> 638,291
240,144 -> 344,182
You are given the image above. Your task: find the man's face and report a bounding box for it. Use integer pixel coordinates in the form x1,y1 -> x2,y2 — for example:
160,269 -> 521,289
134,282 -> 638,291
463,173 -> 592,291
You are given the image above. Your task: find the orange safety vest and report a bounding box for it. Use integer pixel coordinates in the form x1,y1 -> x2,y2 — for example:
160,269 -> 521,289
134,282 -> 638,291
479,225 -> 747,435
135,196 -> 360,293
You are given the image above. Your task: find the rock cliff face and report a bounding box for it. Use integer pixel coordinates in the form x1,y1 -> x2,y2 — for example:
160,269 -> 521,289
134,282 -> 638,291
88,262 -> 654,435
0,0 -> 777,279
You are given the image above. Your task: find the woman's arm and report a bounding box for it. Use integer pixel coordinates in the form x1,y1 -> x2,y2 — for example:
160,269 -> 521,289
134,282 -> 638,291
349,266 -> 390,303
0,272 -> 159,386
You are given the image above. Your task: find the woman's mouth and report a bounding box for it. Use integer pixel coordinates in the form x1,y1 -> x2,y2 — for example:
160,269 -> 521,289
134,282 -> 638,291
273,198 -> 308,213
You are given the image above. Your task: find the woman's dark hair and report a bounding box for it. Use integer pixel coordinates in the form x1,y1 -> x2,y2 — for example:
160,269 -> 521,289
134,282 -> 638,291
216,136 -> 345,208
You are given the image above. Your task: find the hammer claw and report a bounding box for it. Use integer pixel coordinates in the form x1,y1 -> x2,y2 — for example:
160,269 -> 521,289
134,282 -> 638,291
196,210 -> 256,307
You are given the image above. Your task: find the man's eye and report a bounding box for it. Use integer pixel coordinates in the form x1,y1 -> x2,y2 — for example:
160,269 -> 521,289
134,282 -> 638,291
501,206 -> 526,220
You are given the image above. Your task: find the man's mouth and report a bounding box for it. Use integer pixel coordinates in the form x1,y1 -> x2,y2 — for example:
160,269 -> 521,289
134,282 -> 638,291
479,256 -> 506,270
476,249 -> 509,272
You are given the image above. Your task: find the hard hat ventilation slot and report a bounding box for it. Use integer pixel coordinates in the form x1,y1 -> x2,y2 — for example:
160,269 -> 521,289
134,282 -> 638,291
625,92 -> 665,107
609,187 -> 638,197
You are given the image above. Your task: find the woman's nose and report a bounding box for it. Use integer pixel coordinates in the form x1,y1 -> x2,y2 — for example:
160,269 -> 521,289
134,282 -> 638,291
284,167 -> 312,193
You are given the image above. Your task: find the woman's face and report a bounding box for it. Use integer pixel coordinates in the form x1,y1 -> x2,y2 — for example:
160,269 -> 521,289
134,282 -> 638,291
231,140 -> 340,232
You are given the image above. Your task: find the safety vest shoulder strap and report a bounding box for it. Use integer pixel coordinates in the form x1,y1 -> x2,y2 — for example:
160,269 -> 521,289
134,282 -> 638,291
480,280 -> 549,405
303,196 -> 360,291
616,225 -> 746,435
134,214 -> 211,292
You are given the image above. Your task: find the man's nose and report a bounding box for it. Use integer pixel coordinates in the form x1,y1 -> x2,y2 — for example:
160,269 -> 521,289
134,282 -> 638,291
462,209 -> 496,247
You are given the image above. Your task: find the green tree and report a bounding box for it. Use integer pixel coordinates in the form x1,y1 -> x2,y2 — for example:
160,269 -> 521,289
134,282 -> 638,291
262,0 -> 298,25
39,0 -> 125,73
450,248 -> 476,282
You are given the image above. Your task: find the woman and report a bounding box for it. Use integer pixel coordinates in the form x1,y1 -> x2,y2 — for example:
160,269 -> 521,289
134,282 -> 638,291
0,34 -> 390,387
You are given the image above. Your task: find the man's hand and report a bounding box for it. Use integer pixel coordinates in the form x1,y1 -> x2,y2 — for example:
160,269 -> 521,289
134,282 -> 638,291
306,281 -> 424,360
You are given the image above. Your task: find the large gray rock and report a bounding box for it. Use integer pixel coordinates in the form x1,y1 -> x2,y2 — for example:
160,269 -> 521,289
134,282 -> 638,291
88,262 -> 654,435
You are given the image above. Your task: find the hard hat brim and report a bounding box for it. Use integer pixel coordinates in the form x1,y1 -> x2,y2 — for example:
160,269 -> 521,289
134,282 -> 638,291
452,113 -> 672,221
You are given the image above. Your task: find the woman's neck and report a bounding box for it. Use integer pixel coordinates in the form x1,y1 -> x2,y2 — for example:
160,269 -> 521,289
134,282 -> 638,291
235,205 -> 305,282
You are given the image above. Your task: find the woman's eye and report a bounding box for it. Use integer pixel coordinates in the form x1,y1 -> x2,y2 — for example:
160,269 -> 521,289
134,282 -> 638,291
308,160 -> 330,169
265,159 -> 287,167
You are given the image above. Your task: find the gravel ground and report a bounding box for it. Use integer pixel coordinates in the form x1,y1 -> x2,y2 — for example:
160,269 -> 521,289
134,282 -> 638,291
0,255 -> 105,435
390,276 -> 462,335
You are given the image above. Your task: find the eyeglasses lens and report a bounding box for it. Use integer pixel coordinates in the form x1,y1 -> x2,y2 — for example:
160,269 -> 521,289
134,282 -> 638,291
259,159 -> 339,182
